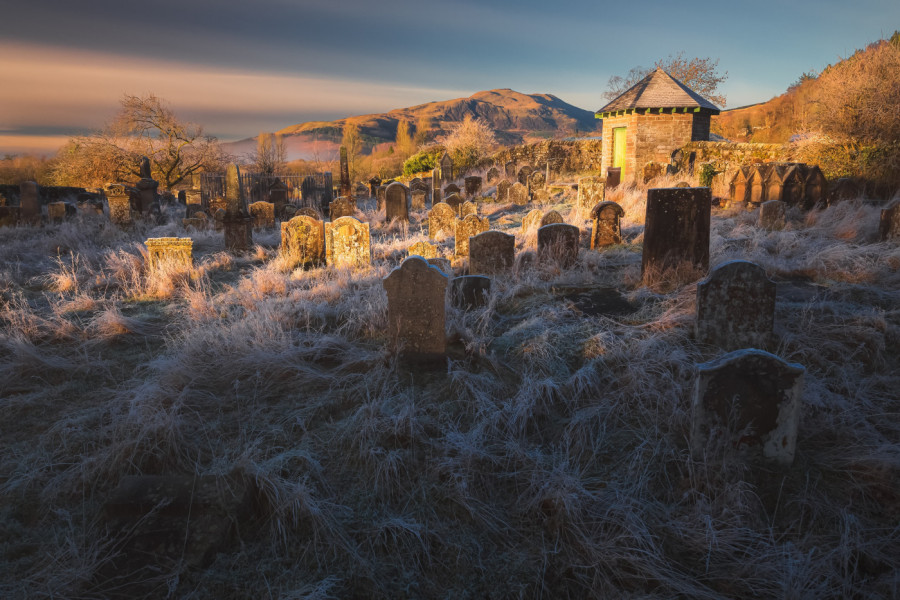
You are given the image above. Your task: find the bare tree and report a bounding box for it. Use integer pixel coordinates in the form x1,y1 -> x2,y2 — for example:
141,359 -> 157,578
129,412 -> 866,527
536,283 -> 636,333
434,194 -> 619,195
440,115 -> 498,171
341,121 -> 363,181
254,132 -> 287,175
603,53 -> 728,108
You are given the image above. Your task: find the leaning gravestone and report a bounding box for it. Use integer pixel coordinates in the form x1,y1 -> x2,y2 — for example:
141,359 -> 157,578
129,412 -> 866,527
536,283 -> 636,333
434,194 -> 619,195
880,200 -> 900,241
408,240 -> 438,259
590,201 -> 625,248
385,182 -> 410,222
691,349 -> 804,467
695,260 -> 775,351
145,237 -> 193,272
758,200 -> 786,230
577,176 -> 605,214
455,214 -> 490,257
460,201 -> 477,218
20,181 -> 41,226
428,202 -> 457,240
249,201 -> 275,229
382,256 -> 449,360
464,176 -> 482,198
325,216 -> 371,268
641,187 -> 711,279
504,161 -> 516,180
496,180 -> 511,203
280,215 -> 325,268
508,182 -> 529,206
540,210 -> 563,227
444,192 -> 464,215
538,223 -> 580,268
450,275 -> 491,309
522,209 -> 544,234
469,230 -> 515,275
223,163 -> 253,252
330,196 -> 355,220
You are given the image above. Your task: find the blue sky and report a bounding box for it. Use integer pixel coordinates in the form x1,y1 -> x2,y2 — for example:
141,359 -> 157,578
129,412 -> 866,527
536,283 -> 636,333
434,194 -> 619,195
1,0 -> 897,154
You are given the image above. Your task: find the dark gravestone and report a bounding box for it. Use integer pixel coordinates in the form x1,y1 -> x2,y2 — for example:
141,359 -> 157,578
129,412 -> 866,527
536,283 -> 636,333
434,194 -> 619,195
223,163 -> 252,252
19,181 -> 41,225
803,165 -> 827,209
450,275 -> 491,309
47,201 -> 68,224
590,201 -> 624,248
105,183 -> 132,226
781,166 -> 804,206
641,187 -> 711,279
758,200 -> 786,230
329,196 -> 355,220
606,167 -> 621,188
695,260 -> 775,351
729,166 -> 751,207
443,183 -> 461,198
440,153 -> 454,183
339,145 -> 351,199
383,256 -> 449,359
504,161 -> 516,180
691,349 -> 804,466
469,230 -> 515,275
517,165 -> 533,186
496,180 -> 511,203
464,176 -> 482,198
538,223 -> 580,269
385,182 -> 410,222
454,214 -> 489,257
486,167 -> 500,183
444,192 -> 464,216
368,176 -> 382,198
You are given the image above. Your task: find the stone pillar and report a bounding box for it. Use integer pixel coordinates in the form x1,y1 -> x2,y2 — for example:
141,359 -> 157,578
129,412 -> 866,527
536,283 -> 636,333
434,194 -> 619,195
339,145 -> 352,199
223,163 -> 252,252
641,187 -> 711,279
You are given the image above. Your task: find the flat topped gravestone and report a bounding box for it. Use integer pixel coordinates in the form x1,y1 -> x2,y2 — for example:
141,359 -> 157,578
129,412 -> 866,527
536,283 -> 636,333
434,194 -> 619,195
455,214 -> 489,257
329,196 -> 355,220
758,200 -> 786,230
428,202 -> 457,240
538,223 -> 580,269
383,256 -> 449,359
509,182 -> 528,206
641,187 -> 710,280
695,260 -> 775,351
691,349 -> 805,466
325,216 -> 371,268
469,230 -> 515,275
385,182 -> 409,222
590,201 -> 625,248
464,176 -> 482,197
145,237 -> 193,271
577,176 -> 605,214
408,240 -> 438,259
280,215 -> 325,268
450,275 -> 491,309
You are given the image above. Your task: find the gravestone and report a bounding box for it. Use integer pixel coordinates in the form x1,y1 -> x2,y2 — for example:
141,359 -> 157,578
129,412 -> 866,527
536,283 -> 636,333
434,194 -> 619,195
443,183 -> 461,198
105,183 -> 132,226
538,223 -> 580,268
223,164 -> 252,252
691,349 -> 805,466
368,176 -> 381,198
522,209 -> 543,235
729,167 -> 751,207
329,196 -> 355,220
450,275 -> 491,309
296,206 -> 321,219
642,161 -> 666,184
444,192 -> 464,215
182,211 -> 208,231
455,214 -> 489,256
382,256 -> 449,359
47,201 -> 68,224
540,210 -> 563,227
376,185 -> 387,211
532,189 -> 551,205
577,176 -> 605,213
20,181 -> 41,226
135,157 -> 160,216
641,187 -> 711,278
747,165 -> 767,205
606,167 -> 621,188
280,215 -> 325,268
325,216 -> 371,267
249,201 -> 275,229
145,237 -> 193,271
590,201 -> 625,248
879,200 -> 900,241
411,189 -> 427,210
339,146 -> 351,199
385,182 -> 410,222
504,161 -> 516,180
508,182 -> 528,206
439,153 -> 454,184
408,241 -> 438,259
674,181 -> 692,188
432,187 -> 443,205
354,183 -> 369,199
803,165 -> 827,209
528,170 -> 546,191
469,230 -> 515,275
460,201 -> 477,218
517,165 -> 533,185
428,202 -> 457,240
496,180 -> 511,203
781,167 -> 804,206
695,260 -> 775,351
486,167 -> 500,182
758,200 -> 786,230
464,176 -> 482,198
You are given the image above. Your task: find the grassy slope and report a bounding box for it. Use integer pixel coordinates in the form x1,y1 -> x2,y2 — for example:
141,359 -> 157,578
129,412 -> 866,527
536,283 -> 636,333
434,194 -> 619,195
1,177 -> 899,598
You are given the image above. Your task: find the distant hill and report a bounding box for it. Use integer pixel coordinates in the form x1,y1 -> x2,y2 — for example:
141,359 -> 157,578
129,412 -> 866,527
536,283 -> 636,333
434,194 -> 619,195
222,89 -> 601,161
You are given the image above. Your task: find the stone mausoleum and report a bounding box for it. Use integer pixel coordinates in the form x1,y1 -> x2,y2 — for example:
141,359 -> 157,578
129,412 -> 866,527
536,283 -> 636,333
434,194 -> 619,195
596,67 -> 720,183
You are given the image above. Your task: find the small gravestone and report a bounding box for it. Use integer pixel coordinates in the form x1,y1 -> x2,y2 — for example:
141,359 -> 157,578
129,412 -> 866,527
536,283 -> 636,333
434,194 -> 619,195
455,214 -> 489,256
47,201 -> 68,224
145,237 -> 193,272
411,189 -> 427,210
464,176 -> 482,198
880,200 -> 900,241
249,201 -> 275,229
451,275 -> 491,309
522,209 -> 543,234
443,183 -> 461,198
540,210 -> 563,227
385,182 -> 410,222
496,180 -> 511,203
376,185 -> 387,211
758,200 -> 786,230
642,161 -> 666,183
325,216 -> 371,268
106,183 -> 132,226
590,201 -> 625,248
281,215 -> 325,268
428,257 -> 452,274
20,181 -> 41,225
641,187 -> 711,279
469,230 -> 515,275
538,223 -> 580,268
504,161 -> 516,180
329,196 -> 355,220
695,260 -> 775,351
408,240 -> 438,259
339,146 -> 351,199
509,182 -> 528,206
182,211 -> 208,231
383,256 -> 449,359
296,206 -> 321,219
691,349 -> 804,466
517,165 -> 533,185
529,170 -> 546,191
577,176 -> 605,213
606,167 -> 621,189
444,192 -> 464,215
428,202 -> 457,240
223,164 -> 252,252
486,167 -> 500,182
460,201 -> 477,218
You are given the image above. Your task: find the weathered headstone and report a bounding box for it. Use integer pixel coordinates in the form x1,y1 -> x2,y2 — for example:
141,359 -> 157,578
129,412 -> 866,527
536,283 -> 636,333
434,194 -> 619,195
408,240 -> 438,259
879,200 -> 900,241
428,202 -> 457,240
325,216 -> 371,268
383,256 -> 449,359
504,161 -> 516,180
443,183 -> 461,198
606,167 -> 621,189
508,182 -> 528,206
528,170 -> 546,191
368,176 -> 382,198
691,349 -> 804,466
223,164 -> 252,252
496,180 -> 511,203
577,176 -> 605,213
641,187 -> 711,279
385,182 -> 410,222
411,189 -> 427,211
460,200 -> 477,218
329,196 -> 355,220
19,181 -> 41,226
469,230 -> 515,275
450,275 -> 491,310
590,201 -> 625,248
781,167 -> 804,206
455,214 -> 489,257
532,189 -> 550,205
376,185 -> 387,212
695,260 -> 775,351
517,165 -> 533,185
747,165 -> 768,205
464,176 -> 482,198
249,201 -> 275,229
540,210 -> 563,227
105,183 -> 132,226
758,200 -> 786,230
444,192 -> 464,215
145,237 -> 193,272
280,215 -> 325,268
339,146 -> 351,199
439,153 -> 454,183
642,161 -> 666,184
538,223 -> 580,269
486,167 -> 500,182
296,206 -> 321,219
182,211 -> 208,231
522,208 -> 543,234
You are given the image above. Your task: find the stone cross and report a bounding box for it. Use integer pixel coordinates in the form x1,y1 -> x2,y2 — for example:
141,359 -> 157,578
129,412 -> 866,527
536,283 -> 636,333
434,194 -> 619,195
339,145 -> 351,199
325,216 -> 371,267
428,202 -> 458,240
455,214 -> 489,256
469,230 -> 515,274
280,215 -> 325,268
383,256 -> 449,359
691,349 -> 805,466
590,201 -> 625,248
385,182 -> 410,222
695,260 -> 775,351
145,237 -> 193,272
641,187 -> 711,279
538,223 -> 580,268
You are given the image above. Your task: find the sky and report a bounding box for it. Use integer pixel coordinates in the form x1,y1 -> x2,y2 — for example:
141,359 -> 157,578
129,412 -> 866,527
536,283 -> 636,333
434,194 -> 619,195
1,0 -> 898,156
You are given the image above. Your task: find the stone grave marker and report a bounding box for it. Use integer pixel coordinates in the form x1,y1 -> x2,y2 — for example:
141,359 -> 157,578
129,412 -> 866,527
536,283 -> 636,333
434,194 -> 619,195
428,202 -> 457,240
408,240 -> 438,259
469,230 -> 515,275
432,187 -> 443,205
249,201 -> 275,229
695,260 -> 775,351
105,183 -> 132,226
444,192 -> 464,215
329,196 -> 355,220
450,275 -> 491,310
509,182 -> 529,206
296,206 -> 321,219
443,183 -> 461,198
538,223 -> 580,268
223,163 -> 252,252
464,176 -> 482,198
529,170 -> 546,191
504,161 -> 516,180
368,176 -> 382,198
532,189 -> 550,205
590,201 -> 625,248
440,153 -> 454,183
20,181 -> 41,225
758,200 -> 786,230
280,215 -> 325,268
496,180 -> 511,203
522,208 -> 543,234
729,167 -> 751,207
880,200 -> 900,241
455,214 -> 489,257
411,189 -> 427,210
517,165 -> 533,185
145,237 -> 193,272
339,146 -> 351,199
376,185 -> 387,211
47,201 -> 68,224
325,216 -> 371,268
382,256 -> 449,359
540,210 -> 563,227
691,349 -> 805,466
577,176 -> 605,213
486,167 -> 500,182
385,182 -> 410,222
460,200 -> 477,218
641,187 -> 711,278
182,211 -> 208,231
803,165 -> 827,209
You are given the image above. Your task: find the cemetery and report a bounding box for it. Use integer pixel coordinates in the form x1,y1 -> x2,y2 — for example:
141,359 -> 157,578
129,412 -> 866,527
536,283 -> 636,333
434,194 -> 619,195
1,67 -> 899,599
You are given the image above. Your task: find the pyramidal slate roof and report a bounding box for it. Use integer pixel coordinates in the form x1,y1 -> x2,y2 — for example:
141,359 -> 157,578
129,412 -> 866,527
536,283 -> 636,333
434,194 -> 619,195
596,67 -> 720,115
